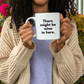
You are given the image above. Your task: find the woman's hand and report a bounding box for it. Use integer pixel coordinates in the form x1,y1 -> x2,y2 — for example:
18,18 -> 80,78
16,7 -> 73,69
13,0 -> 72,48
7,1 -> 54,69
53,14 -> 73,52
19,21 -> 34,49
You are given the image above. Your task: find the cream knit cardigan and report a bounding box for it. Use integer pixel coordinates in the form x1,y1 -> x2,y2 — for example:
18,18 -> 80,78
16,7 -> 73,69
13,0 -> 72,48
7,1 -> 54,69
0,16 -> 84,84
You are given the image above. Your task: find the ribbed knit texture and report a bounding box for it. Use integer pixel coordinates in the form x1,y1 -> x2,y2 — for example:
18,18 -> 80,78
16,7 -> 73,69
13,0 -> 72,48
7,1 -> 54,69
0,16 -> 84,84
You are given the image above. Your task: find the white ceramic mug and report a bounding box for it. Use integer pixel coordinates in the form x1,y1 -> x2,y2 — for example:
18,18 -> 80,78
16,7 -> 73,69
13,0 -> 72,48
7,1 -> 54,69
25,12 -> 60,40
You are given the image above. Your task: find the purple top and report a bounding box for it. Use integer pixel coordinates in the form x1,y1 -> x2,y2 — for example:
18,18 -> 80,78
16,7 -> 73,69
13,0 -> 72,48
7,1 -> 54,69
30,14 -> 53,84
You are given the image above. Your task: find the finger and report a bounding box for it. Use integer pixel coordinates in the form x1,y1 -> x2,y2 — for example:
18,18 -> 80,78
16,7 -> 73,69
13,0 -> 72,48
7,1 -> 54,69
20,30 -> 34,39
19,22 -> 32,31
61,29 -> 67,35
27,21 -> 30,24
56,33 -> 65,45
19,28 -> 33,35
56,39 -> 60,44
60,22 -> 70,28
22,35 -> 33,43
60,22 -> 72,31
61,29 -> 71,39
28,40 -> 32,47
23,40 -> 32,49
60,14 -> 63,21
27,21 -> 33,26
19,24 -> 32,31
53,40 -> 57,48
59,35 -> 66,44
61,18 -> 71,25
60,26 -> 67,32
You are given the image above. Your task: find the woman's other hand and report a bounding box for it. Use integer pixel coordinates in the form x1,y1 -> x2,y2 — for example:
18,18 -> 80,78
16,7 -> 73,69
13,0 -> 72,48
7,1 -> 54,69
53,14 -> 73,52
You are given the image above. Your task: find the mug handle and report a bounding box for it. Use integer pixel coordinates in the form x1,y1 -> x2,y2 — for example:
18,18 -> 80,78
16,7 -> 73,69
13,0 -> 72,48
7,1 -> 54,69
25,17 -> 36,37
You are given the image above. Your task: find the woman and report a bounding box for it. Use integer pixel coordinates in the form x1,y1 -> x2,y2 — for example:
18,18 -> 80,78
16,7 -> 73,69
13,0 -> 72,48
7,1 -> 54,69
0,0 -> 84,84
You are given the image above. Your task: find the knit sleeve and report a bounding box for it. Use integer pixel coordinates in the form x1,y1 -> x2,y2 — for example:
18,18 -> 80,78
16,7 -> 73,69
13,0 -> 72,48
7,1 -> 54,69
49,20 -> 84,84
0,17 -> 36,84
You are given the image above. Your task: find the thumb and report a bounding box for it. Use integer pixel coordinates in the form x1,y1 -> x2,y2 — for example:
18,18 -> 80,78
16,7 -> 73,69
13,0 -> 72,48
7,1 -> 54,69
28,40 -> 32,48
60,14 -> 63,21
56,39 -> 60,44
